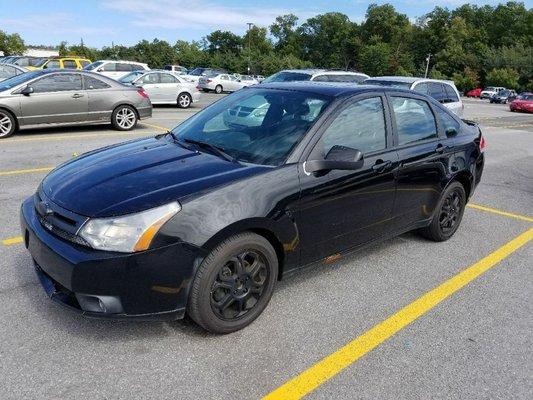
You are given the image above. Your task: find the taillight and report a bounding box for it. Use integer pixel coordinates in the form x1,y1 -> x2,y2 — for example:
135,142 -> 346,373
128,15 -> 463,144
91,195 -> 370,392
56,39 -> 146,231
196,85 -> 201,91
205,79 -> 212,83
479,135 -> 486,152
137,88 -> 149,98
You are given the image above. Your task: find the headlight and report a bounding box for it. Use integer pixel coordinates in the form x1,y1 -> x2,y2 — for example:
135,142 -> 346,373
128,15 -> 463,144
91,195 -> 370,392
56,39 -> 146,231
79,202 -> 181,253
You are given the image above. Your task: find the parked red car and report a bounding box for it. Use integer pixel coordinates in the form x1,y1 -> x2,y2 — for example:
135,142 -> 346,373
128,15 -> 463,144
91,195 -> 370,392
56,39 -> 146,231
509,93 -> 533,113
466,88 -> 482,98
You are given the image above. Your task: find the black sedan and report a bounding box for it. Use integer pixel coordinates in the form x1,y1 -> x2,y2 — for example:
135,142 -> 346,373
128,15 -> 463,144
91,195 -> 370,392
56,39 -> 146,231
20,82 -> 485,333
490,89 -> 517,104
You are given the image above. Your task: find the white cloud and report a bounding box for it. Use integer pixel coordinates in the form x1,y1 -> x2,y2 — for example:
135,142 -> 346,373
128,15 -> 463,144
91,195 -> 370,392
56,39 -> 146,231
100,0 -> 316,31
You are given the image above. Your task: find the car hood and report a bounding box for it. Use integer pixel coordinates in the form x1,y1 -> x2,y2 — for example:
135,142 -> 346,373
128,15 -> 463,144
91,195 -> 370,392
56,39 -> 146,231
41,136 -> 268,217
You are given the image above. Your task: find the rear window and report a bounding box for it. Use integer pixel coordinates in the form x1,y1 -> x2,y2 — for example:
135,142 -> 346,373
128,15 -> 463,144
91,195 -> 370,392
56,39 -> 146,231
364,79 -> 411,89
164,65 -> 172,70
263,71 -> 313,83
443,84 -> 459,102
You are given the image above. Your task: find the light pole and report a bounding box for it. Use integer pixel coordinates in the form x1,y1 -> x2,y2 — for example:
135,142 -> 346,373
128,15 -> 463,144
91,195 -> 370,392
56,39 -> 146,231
246,22 -> 253,74
424,53 -> 431,78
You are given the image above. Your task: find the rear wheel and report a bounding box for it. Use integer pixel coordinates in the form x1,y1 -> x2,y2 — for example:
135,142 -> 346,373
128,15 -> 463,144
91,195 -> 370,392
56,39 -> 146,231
215,85 -> 223,94
177,93 -> 192,108
419,182 -> 466,242
111,105 -> 137,131
0,110 -> 16,139
187,232 -> 278,334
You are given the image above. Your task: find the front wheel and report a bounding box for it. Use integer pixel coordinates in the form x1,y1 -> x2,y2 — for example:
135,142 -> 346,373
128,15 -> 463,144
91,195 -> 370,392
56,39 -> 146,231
0,110 -> 16,138
111,105 -> 138,131
215,85 -> 223,94
418,182 -> 466,242
177,93 -> 192,108
187,232 -> 278,334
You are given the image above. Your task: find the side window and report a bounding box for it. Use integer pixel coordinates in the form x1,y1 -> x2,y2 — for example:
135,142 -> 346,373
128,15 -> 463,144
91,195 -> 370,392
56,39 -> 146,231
116,63 -> 132,72
32,74 -> 83,93
80,60 -> 90,68
312,75 -> 329,82
130,63 -> 144,71
43,60 -> 60,69
220,75 -> 228,81
84,76 -> 111,90
102,63 -> 116,71
160,73 -> 177,83
318,97 -> 387,156
391,97 -> 437,145
444,84 -> 459,102
435,106 -> 460,135
413,83 -> 429,95
138,73 -> 159,84
428,83 -> 445,102
0,65 -> 16,79
16,58 -> 30,66
63,60 -> 77,69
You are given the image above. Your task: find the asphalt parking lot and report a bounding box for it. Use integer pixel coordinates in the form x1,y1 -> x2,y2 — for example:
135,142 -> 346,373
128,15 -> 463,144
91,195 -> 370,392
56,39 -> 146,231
0,95 -> 531,399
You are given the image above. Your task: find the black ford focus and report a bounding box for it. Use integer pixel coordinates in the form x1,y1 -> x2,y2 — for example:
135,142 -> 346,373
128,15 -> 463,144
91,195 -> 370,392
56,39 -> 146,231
20,82 -> 485,333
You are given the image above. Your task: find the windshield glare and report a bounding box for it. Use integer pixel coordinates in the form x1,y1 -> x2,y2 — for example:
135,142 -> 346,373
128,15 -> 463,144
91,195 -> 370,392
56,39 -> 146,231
84,61 -> 104,70
263,72 -> 312,83
119,71 -> 143,83
0,71 -> 43,92
173,89 -> 330,166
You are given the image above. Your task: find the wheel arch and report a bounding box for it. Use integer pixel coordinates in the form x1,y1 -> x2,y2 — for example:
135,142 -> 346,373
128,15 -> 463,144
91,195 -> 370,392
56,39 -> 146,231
449,170 -> 474,200
202,218 -> 292,280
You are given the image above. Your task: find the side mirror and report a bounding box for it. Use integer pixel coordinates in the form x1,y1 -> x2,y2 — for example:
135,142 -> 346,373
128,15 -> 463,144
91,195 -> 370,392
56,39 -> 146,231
96,68 -> 103,72
445,127 -> 458,137
21,86 -> 34,96
306,145 -> 364,174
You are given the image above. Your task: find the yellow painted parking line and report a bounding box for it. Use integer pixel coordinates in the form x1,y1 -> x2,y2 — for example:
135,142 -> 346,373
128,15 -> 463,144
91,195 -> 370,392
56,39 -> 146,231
0,130 -> 152,143
468,203 -> 533,223
0,167 -> 53,176
263,227 -> 533,400
139,122 -> 170,132
2,236 -> 23,245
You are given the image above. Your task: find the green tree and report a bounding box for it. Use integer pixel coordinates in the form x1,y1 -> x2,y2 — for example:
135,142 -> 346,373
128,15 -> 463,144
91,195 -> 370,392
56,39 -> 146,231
452,67 -> 480,91
270,14 -> 300,56
0,30 -> 26,55
359,39 -> 391,76
486,68 -> 520,89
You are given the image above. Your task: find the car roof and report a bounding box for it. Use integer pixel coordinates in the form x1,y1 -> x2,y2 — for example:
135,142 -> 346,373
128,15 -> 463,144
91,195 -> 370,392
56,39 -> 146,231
279,69 -> 368,76
257,81 -> 414,97
94,60 -> 148,65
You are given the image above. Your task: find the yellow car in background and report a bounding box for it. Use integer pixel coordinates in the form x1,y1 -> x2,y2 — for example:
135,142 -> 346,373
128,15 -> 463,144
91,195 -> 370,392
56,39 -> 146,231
27,57 -> 91,70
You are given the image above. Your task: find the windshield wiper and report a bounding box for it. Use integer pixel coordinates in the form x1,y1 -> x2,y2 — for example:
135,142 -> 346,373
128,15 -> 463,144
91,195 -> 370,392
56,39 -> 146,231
182,138 -> 239,164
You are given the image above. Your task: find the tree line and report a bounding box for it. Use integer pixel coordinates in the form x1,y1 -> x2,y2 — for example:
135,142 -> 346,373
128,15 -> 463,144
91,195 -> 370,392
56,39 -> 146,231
1,2 -> 531,91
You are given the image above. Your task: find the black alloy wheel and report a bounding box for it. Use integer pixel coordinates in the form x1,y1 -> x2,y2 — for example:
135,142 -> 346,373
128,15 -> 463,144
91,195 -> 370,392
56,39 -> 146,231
438,189 -> 462,234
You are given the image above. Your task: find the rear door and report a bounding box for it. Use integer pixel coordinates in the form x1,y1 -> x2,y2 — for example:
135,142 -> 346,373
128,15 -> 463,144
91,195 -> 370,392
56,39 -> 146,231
19,73 -> 88,126
84,74 -> 113,122
297,93 -> 398,264
159,72 -> 181,102
388,93 -> 450,230
136,73 -> 161,101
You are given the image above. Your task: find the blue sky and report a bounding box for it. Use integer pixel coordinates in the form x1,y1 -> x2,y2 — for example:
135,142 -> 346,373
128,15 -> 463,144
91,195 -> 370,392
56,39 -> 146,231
0,0 -> 516,48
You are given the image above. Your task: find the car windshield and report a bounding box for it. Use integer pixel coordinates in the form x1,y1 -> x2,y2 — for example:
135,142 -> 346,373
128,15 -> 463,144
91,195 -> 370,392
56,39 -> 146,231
262,72 -> 313,83
498,90 -> 510,95
119,71 -> 143,83
485,87 -> 495,91
188,68 -> 205,76
0,70 -> 44,92
172,88 -> 331,166
84,61 -> 104,70
364,79 -> 412,89
520,94 -> 533,100
33,58 -> 49,68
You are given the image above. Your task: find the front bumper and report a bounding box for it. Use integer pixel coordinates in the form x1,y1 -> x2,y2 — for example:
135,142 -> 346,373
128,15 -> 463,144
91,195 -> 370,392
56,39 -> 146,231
20,197 -> 203,320
192,91 -> 201,103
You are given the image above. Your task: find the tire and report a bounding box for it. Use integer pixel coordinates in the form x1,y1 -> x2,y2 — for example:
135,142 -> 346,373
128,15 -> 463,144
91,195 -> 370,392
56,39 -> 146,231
215,85 -> 223,94
187,232 -> 278,334
419,181 -> 466,242
111,105 -> 138,131
0,109 -> 16,139
177,92 -> 192,108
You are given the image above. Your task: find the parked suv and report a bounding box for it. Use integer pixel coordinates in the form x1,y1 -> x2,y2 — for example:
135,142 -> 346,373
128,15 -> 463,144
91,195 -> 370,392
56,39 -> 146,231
20,82 -> 484,333
480,86 -> 505,100
364,77 -> 464,116
84,60 -> 150,80
164,65 -> 188,74
263,69 -> 370,84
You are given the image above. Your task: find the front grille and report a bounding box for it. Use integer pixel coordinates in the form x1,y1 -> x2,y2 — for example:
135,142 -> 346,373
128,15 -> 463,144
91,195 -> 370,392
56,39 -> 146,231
34,189 -> 89,247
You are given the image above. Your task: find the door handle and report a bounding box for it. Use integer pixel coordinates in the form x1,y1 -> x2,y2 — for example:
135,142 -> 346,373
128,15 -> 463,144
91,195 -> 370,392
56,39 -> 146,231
72,93 -> 84,99
372,160 -> 392,173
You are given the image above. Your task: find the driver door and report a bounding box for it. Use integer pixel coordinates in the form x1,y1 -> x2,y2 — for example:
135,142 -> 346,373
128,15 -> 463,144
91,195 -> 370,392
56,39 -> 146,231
296,94 -> 399,265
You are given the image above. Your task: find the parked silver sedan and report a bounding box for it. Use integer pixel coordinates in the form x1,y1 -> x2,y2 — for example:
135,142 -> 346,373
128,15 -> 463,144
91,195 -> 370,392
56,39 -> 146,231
198,73 -> 256,94
0,69 -> 152,138
122,70 -> 201,108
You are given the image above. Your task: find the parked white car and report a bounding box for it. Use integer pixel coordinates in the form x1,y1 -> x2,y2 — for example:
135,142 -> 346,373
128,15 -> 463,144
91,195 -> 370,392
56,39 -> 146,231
198,73 -> 256,93
126,70 -> 200,108
164,65 -> 188,75
263,69 -> 370,84
364,76 -> 464,116
84,60 -> 150,80
480,86 -> 506,100
182,67 -> 227,83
